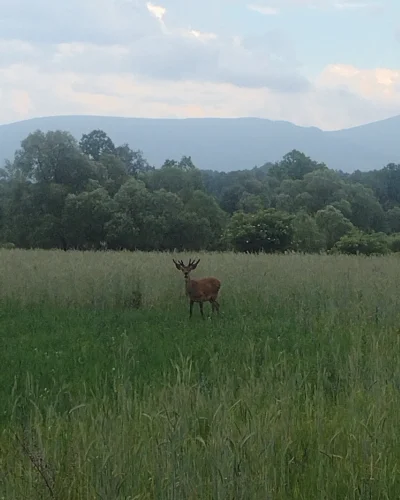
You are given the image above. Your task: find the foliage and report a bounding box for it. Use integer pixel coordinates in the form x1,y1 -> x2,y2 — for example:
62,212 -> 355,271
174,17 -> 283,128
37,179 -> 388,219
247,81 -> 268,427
291,211 -> 325,252
332,230 -> 390,255
389,233 -> 400,252
224,209 -> 294,253
79,129 -> 116,160
1,129 -> 400,255
315,205 -> 355,250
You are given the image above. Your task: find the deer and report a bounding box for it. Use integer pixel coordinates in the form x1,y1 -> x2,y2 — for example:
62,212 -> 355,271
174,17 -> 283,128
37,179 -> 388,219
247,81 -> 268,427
173,258 -> 221,319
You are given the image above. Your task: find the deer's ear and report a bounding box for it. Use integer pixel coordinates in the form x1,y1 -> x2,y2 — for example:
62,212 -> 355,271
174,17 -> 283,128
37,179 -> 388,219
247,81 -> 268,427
172,259 -> 181,270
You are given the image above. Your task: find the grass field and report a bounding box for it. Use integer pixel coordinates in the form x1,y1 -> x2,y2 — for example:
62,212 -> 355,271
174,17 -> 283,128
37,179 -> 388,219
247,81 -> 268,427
1,249 -> 400,499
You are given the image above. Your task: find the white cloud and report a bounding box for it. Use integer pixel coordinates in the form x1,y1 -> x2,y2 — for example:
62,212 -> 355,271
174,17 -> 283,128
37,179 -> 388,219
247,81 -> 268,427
0,0 -> 397,130
253,0 -> 383,11
317,64 -> 400,104
333,2 -> 375,9
187,29 -> 218,42
146,2 -> 166,20
1,20 -> 308,92
0,59 -> 399,130
247,4 -> 279,15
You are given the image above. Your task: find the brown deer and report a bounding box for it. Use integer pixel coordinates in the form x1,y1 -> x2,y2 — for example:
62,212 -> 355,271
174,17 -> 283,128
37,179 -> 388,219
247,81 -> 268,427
173,258 -> 221,319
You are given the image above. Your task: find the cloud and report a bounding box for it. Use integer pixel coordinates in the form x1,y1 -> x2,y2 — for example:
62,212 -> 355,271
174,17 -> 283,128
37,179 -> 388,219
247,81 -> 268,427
146,2 -> 166,20
249,0 -> 382,11
247,4 -> 279,15
317,64 -> 400,104
1,58 -> 399,131
333,1 -> 382,11
0,2 -> 309,93
0,0 -> 398,131
0,0 -> 162,44
334,2 -> 369,9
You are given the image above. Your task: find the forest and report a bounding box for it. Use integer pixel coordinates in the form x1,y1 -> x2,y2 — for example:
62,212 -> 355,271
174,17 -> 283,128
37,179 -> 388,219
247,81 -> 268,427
1,128 -> 399,255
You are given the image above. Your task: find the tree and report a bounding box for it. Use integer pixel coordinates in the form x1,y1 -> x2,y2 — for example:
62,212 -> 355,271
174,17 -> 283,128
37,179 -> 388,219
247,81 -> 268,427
330,199 -> 352,219
105,213 -> 139,250
291,212 -> 325,253
62,188 -> 114,249
99,153 -> 129,196
315,205 -> 354,249
13,130 -> 98,190
386,207 -> 400,233
166,212 -> 213,251
115,145 -> 152,176
224,209 -> 294,253
3,129 -> 400,255
345,183 -> 386,232
146,160 -> 204,200
238,192 -> 264,213
303,169 -> 343,212
185,190 -> 227,248
79,130 -> 115,161
332,230 -> 390,255
220,184 -> 245,214
269,150 -> 326,181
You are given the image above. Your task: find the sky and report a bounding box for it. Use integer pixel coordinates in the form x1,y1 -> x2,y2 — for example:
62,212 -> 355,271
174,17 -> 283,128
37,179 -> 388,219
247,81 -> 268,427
0,0 -> 398,130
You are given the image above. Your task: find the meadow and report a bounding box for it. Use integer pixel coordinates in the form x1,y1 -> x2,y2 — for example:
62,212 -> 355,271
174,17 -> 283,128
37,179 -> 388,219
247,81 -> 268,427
1,249 -> 400,499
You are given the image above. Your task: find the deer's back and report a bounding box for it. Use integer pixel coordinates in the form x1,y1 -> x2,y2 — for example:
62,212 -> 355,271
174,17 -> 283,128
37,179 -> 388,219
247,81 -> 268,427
189,277 -> 221,301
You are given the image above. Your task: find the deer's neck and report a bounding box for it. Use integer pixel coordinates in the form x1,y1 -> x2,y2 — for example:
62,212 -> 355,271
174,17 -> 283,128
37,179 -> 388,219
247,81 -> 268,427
184,275 -> 195,296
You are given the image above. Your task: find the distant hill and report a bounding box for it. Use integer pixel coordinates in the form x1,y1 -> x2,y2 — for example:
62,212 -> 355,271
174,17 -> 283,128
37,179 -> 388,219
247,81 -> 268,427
0,115 -> 399,172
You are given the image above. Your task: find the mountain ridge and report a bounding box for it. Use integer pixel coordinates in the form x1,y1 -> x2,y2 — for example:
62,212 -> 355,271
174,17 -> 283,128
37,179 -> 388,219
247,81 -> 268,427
0,114 -> 399,172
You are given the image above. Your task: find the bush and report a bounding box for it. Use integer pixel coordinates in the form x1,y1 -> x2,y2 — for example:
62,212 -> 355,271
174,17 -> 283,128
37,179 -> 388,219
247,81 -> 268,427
291,211 -> 325,253
332,230 -> 390,256
224,209 -> 294,253
389,233 -> 400,253
0,242 -> 16,250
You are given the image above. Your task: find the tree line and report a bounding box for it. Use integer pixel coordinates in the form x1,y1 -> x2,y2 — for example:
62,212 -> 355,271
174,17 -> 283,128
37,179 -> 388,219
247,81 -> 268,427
0,128 -> 399,255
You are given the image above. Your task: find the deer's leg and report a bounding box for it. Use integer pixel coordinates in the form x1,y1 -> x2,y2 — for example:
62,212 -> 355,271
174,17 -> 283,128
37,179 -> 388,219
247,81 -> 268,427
199,302 -> 204,319
189,300 -> 194,318
210,299 -> 216,314
213,299 -> 220,314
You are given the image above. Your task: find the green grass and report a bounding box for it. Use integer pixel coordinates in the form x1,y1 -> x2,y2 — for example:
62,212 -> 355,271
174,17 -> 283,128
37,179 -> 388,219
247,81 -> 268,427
1,249 -> 400,498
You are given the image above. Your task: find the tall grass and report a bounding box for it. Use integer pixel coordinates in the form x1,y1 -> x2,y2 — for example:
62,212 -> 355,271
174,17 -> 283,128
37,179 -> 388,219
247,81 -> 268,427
1,249 -> 400,498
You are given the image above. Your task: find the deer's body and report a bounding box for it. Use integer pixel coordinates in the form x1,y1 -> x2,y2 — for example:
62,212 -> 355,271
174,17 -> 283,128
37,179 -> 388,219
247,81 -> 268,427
173,258 -> 221,318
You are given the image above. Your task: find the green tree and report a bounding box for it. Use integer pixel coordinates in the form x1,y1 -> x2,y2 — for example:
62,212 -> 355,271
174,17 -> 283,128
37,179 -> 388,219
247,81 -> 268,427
115,145 -> 152,176
146,159 -> 203,199
185,190 -> 227,246
345,183 -> 386,232
330,199 -> 352,219
303,169 -> 343,212
224,209 -> 294,253
220,184 -> 245,214
238,192 -> 264,213
315,205 -> 354,249
99,153 -> 129,196
291,211 -> 325,253
79,129 -> 115,161
385,207 -> 400,233
269,150 -> 326,181
105,213 -> 139,250
62,188 -> 114,249
166,212 -> 213,251
14,130 -> 98,190
332,230 -> 390,255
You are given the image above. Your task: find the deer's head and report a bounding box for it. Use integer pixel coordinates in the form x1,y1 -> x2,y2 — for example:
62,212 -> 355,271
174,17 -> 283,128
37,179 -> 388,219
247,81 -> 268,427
173,258 -> 200,279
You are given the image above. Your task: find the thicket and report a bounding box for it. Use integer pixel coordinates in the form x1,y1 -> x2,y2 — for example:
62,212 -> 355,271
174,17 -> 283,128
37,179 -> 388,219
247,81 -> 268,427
1,128 -> 399,254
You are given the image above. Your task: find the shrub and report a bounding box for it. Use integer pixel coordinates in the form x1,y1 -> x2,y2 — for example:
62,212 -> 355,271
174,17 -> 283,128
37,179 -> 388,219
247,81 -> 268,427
332,230 -> 390,256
